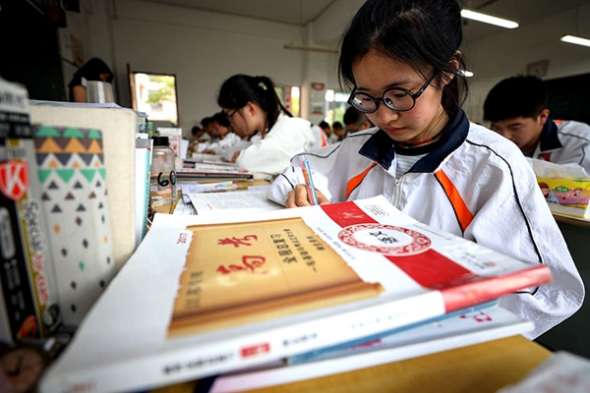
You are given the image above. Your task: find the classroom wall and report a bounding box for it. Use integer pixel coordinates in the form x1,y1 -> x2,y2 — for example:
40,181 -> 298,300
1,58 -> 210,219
463,4 -> 590,126
59,0 -> 366,134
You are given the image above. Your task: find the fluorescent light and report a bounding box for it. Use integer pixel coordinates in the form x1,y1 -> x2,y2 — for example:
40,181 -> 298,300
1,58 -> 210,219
561,35 -> 590,48
461,9 -> 519,29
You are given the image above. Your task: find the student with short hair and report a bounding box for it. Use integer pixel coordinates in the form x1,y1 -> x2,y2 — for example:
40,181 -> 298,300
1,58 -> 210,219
198,111 -> 242,155
268,0 -> 583,339
330,121 -> 346,142
343,106 -> 373,134
319,121 -> 332,139
217,74 -> 317,179
484,75 -> 590,173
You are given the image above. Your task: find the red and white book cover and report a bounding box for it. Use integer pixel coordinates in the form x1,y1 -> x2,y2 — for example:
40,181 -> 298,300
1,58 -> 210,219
39,195 -> 551,393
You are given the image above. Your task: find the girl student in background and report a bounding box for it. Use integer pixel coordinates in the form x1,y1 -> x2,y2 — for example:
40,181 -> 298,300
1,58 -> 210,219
217,74 -> 317,180
268,0 -> 583,339
68,58 -> 114,102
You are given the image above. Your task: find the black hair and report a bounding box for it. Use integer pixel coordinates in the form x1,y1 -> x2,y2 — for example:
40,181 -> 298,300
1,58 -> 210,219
212,111 -> 231,128
68,58 -> 114,101
343,106 -> 361,125
217,74 -> 293,131
344,106 -> 373,129
69,58 -> 113,86
191,126 -> 202,135
319,120 -> 330,129
332,121 -> 344,130
483,75 -> 548,122
201,117 -> 214,127
338,0 -> 467,115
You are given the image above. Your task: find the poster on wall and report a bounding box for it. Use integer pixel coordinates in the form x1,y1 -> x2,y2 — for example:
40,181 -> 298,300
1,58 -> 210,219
311,82 -> 325,115
71,34 -> 85,67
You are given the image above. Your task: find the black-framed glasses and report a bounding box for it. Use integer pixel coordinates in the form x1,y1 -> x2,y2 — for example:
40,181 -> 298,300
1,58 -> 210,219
347,72 -> 437,114
224,108 -> 239,123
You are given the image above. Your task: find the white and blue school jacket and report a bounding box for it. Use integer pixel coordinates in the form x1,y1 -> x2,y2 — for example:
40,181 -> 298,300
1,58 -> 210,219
269,109 -> 584,340
533,119 -> 590,175
235,114 -> 316,180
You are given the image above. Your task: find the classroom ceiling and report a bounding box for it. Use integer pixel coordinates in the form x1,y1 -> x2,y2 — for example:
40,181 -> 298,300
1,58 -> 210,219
139,0 -> 590,45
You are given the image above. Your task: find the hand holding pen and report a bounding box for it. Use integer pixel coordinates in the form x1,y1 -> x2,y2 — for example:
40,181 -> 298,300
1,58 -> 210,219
299,156 -> 319,205
284,156 -> 329,208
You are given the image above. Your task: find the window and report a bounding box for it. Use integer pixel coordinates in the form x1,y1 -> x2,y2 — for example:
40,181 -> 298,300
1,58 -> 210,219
325,89 -> 349,125
129,71 -> 179,126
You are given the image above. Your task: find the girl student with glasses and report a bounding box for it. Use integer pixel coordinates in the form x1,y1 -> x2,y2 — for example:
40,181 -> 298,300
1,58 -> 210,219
217,74 -> 321,180
269,0 -> 583,340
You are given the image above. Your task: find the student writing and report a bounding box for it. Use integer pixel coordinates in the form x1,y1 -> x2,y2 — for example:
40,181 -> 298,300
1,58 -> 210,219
268,0 -> 584,340
196,112 -> 242,155
484,75 -> 590,174
217,74 -> 317,180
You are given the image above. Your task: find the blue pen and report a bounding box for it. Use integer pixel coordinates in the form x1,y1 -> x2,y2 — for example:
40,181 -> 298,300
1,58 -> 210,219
299,156 -> 319,205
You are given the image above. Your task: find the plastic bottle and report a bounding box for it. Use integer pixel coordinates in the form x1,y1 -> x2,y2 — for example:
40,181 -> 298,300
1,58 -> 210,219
149,136 -> 177,207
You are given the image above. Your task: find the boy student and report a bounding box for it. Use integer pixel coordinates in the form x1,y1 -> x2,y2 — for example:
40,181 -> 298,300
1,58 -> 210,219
268,0 -> 584,340
343,106 -> 373,134
330,121 -> 346,142
197,112 -> 242,155
319,121 -> 332,139
484,75 -> 590,174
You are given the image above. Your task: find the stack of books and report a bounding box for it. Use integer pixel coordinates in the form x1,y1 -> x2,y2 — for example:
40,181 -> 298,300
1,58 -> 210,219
39,195 -> 550,393
177,160 -> 254,182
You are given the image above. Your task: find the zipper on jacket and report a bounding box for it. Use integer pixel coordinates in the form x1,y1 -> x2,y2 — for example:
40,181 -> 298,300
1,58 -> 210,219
392,176 -> 403,208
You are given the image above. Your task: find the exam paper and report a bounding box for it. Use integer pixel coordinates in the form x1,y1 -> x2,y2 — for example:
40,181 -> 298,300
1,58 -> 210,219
188,189 -> 282,215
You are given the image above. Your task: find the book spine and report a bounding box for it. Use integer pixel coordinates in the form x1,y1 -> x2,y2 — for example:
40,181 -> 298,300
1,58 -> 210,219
0,79 -> 61,342
33,125 -> 116,328
286,300 -> 498,364
135,138 -> 152,246
40,291 -> 446,393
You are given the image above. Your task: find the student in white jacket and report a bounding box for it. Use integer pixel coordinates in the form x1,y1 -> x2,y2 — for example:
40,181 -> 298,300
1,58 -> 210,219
268,0 -> 584,340
217,74 -> 316,180
197,111 -> 242,156
484,75 -> 590,175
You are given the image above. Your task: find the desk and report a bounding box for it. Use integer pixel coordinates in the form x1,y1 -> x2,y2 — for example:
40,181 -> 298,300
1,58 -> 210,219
535,214 -> 590,358
152,336 -> 551,393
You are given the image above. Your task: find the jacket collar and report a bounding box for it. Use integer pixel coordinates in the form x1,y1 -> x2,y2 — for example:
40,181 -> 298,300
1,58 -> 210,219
538,119 -> 562,152
358,109 -> 470,172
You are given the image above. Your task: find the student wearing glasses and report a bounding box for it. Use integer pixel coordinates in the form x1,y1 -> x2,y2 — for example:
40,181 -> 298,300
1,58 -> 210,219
197,112 -> 243,155
217,74 -> 317,179
269,0 -> 584,340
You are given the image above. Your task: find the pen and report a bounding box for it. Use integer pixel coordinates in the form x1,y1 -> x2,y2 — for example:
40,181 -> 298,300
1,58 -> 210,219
299,156 -> 319,205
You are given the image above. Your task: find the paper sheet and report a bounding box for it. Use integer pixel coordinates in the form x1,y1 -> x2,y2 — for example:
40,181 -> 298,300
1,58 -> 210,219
187,189 -> 281,215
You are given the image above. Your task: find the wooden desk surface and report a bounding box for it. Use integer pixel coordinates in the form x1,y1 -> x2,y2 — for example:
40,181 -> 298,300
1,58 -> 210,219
553,213 -> 590,228
152,336 -> 551,393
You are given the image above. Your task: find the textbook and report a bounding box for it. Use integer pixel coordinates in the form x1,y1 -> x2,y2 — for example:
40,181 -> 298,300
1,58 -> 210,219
209,304 -> 532,393
33,125 -> 116,328
0,79 -> 61,343
30,102 -> 138,271
39,195 -> 552,393
175,163 -> 254,182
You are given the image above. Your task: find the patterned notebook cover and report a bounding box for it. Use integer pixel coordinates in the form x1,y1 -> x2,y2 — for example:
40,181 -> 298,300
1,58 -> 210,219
34,126 -> 116,327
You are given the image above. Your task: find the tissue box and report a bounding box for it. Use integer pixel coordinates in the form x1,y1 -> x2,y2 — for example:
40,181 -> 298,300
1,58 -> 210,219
533,159 -> 590,219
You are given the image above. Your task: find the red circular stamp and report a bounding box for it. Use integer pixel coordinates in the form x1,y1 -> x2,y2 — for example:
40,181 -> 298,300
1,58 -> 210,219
338,224 -> 431,256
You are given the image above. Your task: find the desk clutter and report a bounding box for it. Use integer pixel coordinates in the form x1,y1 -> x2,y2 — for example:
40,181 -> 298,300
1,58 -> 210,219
0,77 -> 583,393
40,194 -> 550,393
534,159 -> 590,220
